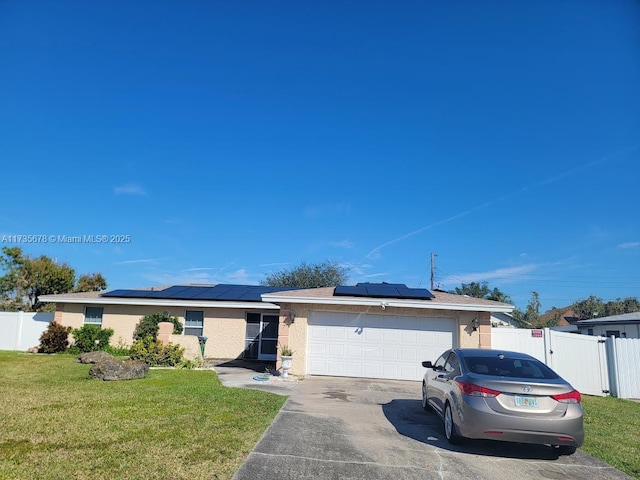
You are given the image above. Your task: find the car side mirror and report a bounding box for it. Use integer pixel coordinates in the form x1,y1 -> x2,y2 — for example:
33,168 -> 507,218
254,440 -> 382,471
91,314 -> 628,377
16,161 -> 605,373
422,361 -> 434,369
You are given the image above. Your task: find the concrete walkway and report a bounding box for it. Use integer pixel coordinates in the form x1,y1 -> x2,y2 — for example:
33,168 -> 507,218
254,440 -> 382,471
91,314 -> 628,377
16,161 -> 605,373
218,371 -> 633,480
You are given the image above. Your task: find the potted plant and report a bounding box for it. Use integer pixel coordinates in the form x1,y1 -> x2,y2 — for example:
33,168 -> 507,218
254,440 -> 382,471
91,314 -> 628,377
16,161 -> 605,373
279,344 -> 294,378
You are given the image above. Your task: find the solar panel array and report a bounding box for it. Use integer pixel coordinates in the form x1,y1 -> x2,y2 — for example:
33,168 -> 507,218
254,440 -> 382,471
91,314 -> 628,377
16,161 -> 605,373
334,282 -> 434,300
102,284 -> 298,302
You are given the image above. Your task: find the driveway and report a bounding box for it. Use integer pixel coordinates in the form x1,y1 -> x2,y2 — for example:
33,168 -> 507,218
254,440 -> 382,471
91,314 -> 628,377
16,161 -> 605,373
231,375 -> 632,480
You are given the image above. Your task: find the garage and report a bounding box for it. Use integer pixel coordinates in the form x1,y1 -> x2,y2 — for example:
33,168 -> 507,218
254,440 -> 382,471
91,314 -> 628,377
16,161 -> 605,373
307,311 -> 457,381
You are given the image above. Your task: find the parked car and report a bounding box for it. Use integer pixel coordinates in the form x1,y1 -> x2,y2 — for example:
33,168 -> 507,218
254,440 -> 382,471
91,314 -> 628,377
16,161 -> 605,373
421,348 -> 584,454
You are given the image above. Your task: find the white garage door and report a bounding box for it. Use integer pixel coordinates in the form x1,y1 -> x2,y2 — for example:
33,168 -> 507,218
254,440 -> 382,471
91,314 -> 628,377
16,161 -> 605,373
307,311 -> 457,381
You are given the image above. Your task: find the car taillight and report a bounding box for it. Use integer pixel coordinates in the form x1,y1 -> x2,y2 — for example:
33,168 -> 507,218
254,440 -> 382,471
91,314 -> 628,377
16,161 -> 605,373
552,390 -> 581,404
455,380 -> 501,397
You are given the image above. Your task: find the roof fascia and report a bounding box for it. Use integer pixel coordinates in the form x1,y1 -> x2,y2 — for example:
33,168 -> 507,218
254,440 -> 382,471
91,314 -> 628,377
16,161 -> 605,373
261,294 -> 514,313
38,295 -> 280,310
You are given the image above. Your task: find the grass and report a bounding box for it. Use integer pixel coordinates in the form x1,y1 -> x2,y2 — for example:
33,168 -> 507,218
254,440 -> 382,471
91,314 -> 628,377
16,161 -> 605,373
581,395 -> 640,479
0,351 -> 286,480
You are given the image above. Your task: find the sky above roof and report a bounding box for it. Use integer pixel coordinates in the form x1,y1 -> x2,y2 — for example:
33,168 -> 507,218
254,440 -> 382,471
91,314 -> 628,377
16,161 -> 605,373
1,1 -> 639,312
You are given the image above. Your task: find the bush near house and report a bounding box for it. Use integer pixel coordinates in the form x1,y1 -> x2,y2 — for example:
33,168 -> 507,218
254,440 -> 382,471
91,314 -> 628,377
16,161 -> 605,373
37,321 -> 72,353
130,313 -> 186,366
133,312 -> 183,341
69,324 -> 114,353
129,335 -> 185,367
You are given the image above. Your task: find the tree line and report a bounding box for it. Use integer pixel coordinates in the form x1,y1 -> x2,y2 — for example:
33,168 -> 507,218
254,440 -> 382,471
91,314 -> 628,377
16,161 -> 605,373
2,250 -> 637,327
0,247 -> 106,312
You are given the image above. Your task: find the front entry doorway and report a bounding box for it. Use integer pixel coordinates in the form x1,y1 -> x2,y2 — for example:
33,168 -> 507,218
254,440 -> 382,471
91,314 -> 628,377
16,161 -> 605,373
244,313 -> 279,360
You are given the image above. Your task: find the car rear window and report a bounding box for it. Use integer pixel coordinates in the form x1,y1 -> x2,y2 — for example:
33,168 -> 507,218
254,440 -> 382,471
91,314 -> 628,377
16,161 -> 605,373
464,356 -> 559,379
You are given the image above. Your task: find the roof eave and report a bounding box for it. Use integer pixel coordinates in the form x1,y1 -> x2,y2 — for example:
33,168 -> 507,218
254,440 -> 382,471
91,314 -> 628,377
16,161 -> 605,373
38,295 -> 280,310
261,294 -> 514,313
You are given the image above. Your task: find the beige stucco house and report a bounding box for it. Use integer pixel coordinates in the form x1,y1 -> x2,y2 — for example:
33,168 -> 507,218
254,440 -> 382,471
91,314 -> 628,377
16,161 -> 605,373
41,282 -> 513,381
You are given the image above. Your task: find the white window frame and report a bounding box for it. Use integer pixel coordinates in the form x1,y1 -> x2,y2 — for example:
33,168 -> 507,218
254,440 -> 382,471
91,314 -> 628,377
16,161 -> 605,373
184,310 -> 204,336
84,306 -> 104,326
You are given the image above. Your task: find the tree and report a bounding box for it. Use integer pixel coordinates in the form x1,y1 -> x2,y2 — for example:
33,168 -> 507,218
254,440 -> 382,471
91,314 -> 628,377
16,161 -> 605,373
261,261 -> 349,288
571,295 -> 606,320
0,246 -> 107,312
453,281 -> 512,304
571,295 -> 640,319
512,291 -> 543,328
604,297 -> 640,316
75,273 -> 107,292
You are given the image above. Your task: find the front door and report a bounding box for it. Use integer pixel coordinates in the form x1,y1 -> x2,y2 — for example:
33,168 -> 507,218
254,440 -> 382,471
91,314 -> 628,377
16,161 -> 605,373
245,313 -> 279,361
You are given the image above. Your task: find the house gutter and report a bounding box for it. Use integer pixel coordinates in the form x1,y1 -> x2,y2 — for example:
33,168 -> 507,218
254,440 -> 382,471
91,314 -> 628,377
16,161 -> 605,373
261,294 -> 514,313
38,295 -> 280,310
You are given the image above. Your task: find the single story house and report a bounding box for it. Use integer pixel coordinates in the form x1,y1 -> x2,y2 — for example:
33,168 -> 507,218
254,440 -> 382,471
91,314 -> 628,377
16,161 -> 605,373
40,282 -> 513,381
575,312 -> 640,339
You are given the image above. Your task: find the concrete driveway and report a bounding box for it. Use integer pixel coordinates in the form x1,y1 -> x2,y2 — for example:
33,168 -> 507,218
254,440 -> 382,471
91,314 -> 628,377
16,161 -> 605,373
231,375 -> 632,480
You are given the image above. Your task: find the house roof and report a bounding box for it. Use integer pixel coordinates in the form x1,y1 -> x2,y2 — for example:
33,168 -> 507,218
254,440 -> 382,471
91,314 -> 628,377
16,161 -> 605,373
40,282 -> 514,313
38,284 -> 288,310
262,286 -> 514,313
576,311 -> 640,326
538,307 -> 580,326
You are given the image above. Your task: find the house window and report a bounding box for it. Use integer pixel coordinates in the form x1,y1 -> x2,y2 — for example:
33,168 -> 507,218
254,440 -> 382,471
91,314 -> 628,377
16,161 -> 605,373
184,310 -> 204,336
84,307 -> 103,326
606,330 -> 620,338
587,328 -> 594,336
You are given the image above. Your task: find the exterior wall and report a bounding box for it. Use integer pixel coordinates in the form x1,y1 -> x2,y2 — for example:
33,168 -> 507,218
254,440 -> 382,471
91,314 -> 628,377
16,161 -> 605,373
578,323 -> 640,339
276,303 -> 493,376
55,303 -> 260,358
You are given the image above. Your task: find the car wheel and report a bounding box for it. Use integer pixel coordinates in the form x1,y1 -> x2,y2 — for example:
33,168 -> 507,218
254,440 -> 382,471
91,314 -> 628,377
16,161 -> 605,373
444,402 -> 462,444
422,382 -> 430,411
557,445 -> 577,455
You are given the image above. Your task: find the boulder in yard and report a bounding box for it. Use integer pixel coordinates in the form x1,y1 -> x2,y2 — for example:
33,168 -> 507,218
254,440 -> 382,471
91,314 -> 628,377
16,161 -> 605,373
89,358 -> 149,381
76,351 -> 115,364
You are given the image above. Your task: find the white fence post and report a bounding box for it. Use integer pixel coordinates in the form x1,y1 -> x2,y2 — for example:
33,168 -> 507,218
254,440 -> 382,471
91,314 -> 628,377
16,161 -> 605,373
15,310 -> 24,350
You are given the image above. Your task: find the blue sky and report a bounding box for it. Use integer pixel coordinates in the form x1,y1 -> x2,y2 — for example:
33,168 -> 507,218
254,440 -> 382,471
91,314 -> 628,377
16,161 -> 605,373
1,1 -> 639,312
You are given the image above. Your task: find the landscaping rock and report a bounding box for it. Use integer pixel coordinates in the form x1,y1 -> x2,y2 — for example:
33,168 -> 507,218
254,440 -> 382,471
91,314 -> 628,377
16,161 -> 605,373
76,351 -> 114,364
89,358 -> 149,381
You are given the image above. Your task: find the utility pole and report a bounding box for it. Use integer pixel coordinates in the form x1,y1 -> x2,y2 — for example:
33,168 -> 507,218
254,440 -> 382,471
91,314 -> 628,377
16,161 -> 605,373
430,253 -> 437,290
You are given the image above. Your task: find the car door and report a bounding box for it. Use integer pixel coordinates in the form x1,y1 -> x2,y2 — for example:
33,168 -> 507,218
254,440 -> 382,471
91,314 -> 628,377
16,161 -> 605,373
426,351 -> 451,415
438,352 -> 461,404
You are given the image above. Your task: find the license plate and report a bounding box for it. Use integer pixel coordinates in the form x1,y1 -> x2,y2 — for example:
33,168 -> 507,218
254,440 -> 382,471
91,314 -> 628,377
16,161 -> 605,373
515,396 -> 538,408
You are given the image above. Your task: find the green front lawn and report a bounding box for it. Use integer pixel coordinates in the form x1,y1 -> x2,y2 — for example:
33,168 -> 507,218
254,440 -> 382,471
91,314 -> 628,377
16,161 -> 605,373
0,351 -> 286,480
582,395 -> 640,479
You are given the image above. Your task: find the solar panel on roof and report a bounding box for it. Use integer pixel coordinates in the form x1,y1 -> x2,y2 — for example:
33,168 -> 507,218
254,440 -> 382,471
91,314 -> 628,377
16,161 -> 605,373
334,285 -> 364,297
365,283 -> 401,297
102,289 -> 156,298
334,282 -> 434,300
101,284 -> 300,302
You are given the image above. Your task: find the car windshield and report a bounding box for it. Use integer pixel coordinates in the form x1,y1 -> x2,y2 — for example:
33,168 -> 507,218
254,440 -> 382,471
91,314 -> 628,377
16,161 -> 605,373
463,355 -> 559,380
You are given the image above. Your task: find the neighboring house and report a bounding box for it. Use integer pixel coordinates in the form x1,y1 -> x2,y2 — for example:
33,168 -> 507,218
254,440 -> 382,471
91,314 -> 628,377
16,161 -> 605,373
490,312 -> 519,328
538,307 -> 580,327
40,282 -> 513,381
575,312 -> 640,339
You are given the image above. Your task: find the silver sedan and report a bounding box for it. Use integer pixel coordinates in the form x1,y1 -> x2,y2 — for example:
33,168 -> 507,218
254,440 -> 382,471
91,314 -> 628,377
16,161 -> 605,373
422,348 -> 584,454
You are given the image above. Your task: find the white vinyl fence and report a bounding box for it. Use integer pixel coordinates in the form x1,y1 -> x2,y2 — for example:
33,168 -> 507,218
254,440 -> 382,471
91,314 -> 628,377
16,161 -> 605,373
607,337 -> 640,399
492,327 -> 615,398
0,311 -> 54,351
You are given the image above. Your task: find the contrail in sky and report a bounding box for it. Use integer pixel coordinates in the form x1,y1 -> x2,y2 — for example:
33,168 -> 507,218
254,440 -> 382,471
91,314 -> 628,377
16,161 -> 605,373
365,145 -> 638,260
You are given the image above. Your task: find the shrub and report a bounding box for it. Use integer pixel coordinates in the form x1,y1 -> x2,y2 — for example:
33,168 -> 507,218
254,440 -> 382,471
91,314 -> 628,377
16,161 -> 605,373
133,313 -> 183,341
104,344 -> 131,357
71,325 -> 114,353
130,335 -> 185,367
38,321 -> 73,353
104,338 -> 131,357
176,358 -> 205,370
